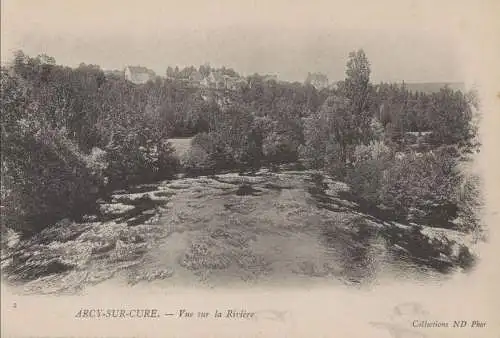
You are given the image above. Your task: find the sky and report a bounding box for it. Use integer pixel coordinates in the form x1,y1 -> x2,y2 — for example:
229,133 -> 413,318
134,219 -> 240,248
0,0 -> 495,83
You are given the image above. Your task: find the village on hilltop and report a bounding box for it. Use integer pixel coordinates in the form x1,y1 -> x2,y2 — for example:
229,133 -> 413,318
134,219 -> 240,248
117,64 -> 335,91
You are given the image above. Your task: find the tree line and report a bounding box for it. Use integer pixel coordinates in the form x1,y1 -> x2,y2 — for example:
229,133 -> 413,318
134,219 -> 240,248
1,50 -> 481,236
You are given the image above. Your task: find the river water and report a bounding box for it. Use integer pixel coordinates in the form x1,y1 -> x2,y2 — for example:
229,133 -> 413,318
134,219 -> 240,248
1,169 -> 477,294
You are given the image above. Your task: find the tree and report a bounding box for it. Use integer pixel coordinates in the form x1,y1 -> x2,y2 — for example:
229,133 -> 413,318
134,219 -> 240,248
343,49 -> 371,115
299,113 -> 331,169
1,64 -> 105,234
428,87 -> 475,150
199,63 -> 211,78
325,50 -> 374,166
321,96 -> 356,167
166,66 -> 175,78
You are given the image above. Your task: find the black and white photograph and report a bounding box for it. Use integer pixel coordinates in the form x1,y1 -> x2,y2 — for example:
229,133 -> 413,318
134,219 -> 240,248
1,1 -> 499,337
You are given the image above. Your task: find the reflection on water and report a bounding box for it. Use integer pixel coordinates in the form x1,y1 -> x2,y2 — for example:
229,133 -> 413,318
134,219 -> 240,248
321,218 -> 380,284
309,172 -> 476,279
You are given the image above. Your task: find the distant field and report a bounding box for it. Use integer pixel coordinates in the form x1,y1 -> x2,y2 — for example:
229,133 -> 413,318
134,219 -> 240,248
168,137 -> 193,158
403,82 -> 465,93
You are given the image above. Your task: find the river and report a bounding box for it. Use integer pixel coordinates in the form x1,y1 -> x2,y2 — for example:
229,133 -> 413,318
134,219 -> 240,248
1,169 -> 478,294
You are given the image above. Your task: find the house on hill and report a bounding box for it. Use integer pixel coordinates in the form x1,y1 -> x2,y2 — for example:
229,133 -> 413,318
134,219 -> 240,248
305,72 -> 329,90
201,71 -> 224,89
124,66 -> 156,84
200,72 -> 215,88
104,69 -> 125,79
188,70 -> 203,87
199,70 -> 247,91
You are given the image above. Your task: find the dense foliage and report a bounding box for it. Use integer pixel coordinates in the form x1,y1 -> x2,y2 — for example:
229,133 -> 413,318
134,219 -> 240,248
1,49 -> 481,236
1,52 -> 179,233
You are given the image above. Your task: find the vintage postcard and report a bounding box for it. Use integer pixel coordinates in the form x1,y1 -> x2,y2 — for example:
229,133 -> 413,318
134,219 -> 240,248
1,0 -> 499,337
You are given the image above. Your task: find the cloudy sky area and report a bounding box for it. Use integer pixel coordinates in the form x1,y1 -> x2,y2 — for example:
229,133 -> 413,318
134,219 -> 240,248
0,0 -> 489,83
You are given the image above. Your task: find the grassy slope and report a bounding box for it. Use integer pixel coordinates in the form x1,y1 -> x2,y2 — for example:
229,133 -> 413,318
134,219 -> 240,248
168,137 -> 194,159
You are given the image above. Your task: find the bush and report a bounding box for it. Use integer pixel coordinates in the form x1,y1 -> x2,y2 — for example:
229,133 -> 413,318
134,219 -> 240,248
104,138 -> 178,188
384,147 -> 460,222
352,140 -> 391,164
188,106 -> 264,172
454,172 -> 483,235
262,131 -> 300,164
157,140 -> 180,178
1,129 -> 105,234
181,144 -> 213,174
346,158 -> 387,207
298,114 -> 333,169
346,141 -> 392,207
191,132 -> 217,154
345,145 -> 469,228
186,132 -> 235,171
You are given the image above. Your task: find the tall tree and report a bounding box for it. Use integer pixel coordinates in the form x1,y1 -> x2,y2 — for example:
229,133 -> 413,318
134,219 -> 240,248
338,49 -> 374,146
343,49 -> 371,115
166,66 -> 175,78
320,50 -> 374,168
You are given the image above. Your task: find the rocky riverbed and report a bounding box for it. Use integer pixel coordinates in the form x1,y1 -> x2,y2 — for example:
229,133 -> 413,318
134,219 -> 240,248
1,169 -> 479,294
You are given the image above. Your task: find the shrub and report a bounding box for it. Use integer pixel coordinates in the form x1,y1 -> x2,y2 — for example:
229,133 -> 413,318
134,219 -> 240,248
346,157 -> 387,207
1,129 -> 104,234
1,68 -> 106,234
156,140 -> 180,178
187,132 -> 235,171
104,139 -> 178,188
346,141 -> 392,207
97,100 -> 180,186
190,106 -> 264,172
454,172 -> 483,235
191,132 -> 217,154
181,144 -> 213,174
262,131 -> 299,164
382,147 -> 460,223
352,140 -> 391,164
299,114 -> 333,169
345,145 -> 469,228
